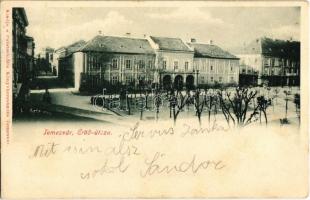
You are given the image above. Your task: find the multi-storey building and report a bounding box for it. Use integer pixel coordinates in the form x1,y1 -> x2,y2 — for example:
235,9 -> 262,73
236,37 -> 300,86
148,36 -> 195,90
58,35 -> 156,91
188,39 -> 239,87
12,8 -> 35,99
57,40 -> 86,82
59,34 -> 241,91
38,47 -> 55,73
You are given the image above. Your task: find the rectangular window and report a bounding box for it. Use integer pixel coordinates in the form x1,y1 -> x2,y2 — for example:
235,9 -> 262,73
275,58 -> 279,66
210,65 -> 213,71
125,76 -> 132,83
231,66 -> 233,72
219,77 -> 222,82
200,76 -> 205,84
112,75 -> 118,84
230,76 -> 234,82
271,58 -> 275,67
163,60 -> 167,70
138,75 -> 145,80
174,61 -> 178,70
185,61 -> 189,71
139,60 -> 145,69
210,76 -> 214,82
264,58 -> 269,66
125,60 -> 131,69
203,65 -> 206,71
112,59 -> 118,69
148,60 -> 152,69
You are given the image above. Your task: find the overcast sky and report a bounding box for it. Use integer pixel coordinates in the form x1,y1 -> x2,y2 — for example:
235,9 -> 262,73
24,6 -> 300,54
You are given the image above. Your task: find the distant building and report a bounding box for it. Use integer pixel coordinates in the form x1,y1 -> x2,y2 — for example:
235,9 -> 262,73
236,37 -> 300,86
58,35 -> 156,91
12,8 -> 35,99
57,40 -> 87,86
188,39 -> 239,87
148,36 -> 195,90
38,47 -> 55,72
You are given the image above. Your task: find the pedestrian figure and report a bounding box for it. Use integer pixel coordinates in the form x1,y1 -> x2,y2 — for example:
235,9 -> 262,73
42,88 -> 51,104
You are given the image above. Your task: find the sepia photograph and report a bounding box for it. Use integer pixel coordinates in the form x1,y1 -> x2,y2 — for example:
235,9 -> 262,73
12,6 -> 302,127
1,1 -> 308,198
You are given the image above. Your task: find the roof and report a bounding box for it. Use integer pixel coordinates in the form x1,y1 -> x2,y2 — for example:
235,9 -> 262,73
188,43 -> 239,59
78,35 -> 155,55
66,40 -> 87,54
261,37 -> 300,60
59,40 -> 87,58
24,35 -> 34,41
150,36 -> 193,52
235,37 -> 300,60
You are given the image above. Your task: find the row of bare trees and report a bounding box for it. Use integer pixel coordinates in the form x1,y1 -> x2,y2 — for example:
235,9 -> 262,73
96,86 -> 300,127
165,87 -> 272,128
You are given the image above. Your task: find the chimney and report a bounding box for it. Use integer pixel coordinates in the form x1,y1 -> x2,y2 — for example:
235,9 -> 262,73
126,32 -> 131,37
209,40 -> 213,45
143,34 -> 147,38
191,38 -> 196,43
98,30 -> 102,35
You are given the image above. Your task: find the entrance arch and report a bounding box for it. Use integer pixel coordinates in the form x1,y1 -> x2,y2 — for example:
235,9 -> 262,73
163,75 -> 172,90
186,75 -> 195,90
174,75 -> 184,90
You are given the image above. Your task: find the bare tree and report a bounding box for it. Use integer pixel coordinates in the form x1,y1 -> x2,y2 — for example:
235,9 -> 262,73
273,88 -> 280,104
154,89 -> 162,121
217,87 -> 260,128
294,93 -> 300,123
204,89 -> 216,125
193,89 -> 205,126
283,90 -> 291,119
126,92 -> 131,115
171,90 -> 189,125
257,95 -> 270,125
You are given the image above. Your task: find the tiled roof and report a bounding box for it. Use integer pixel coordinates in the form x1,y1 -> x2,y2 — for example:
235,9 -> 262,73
66,40 -> 87,54
150,36 -> 193,52
59,40 -> 87,58
78,35 -> 155,55
235,37 -> 300,60
261,38 -> 300,60
188,43 -> 238,59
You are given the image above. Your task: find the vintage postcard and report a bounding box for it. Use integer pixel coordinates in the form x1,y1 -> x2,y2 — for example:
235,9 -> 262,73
1,0 -> 309,198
